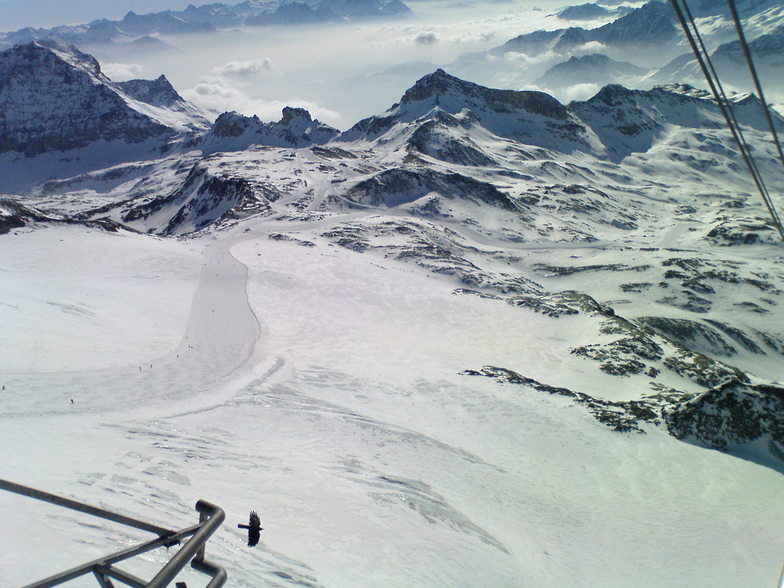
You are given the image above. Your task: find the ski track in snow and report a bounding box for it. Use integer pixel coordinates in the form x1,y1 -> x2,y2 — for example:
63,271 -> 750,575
0,230 -> 262,417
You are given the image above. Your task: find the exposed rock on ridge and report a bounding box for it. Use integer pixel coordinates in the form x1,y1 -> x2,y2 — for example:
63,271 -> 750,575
0,41 -> 207,157
202,107 -> 339,154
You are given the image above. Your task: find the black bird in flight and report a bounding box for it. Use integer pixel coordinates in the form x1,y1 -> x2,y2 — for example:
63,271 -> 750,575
238,510 -> 263,547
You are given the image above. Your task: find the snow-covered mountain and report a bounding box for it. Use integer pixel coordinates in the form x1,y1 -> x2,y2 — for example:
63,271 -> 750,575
537,53 -> 647,92
0,41 -> 209,191
498,1 -> 677,59
556,2 -> 631,21
202,107 -> 339,154
2,41 -> 784,588
340,69 -> 604,155
569,82 -> 781,161
650,25 -> 784,89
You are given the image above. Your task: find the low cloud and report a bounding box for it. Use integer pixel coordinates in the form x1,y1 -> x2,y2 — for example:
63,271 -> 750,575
415,32 -> 439,45
570,41 -> 610,57
456,30 -> 495,43
182,76 -> 342,126
102,62 -> 145,81
562,82 -> 601,102
214,58 -> 275,78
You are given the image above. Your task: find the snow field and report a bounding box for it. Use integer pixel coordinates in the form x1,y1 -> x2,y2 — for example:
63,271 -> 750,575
1,219 -> 783,587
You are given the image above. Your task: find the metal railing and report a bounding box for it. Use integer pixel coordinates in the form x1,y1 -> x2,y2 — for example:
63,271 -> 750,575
0,478 -> 226,587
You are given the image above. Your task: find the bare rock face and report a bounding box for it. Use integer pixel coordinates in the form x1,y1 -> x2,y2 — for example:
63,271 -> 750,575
0,41 -> 175,156
664,379 -> 784,464
115,74 -> 185,108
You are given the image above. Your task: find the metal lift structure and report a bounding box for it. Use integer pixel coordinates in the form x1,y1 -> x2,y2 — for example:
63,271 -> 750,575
0,479 -> 226,588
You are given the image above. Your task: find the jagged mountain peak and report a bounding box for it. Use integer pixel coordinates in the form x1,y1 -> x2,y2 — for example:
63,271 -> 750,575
400,68 -> 452,100
581,83 -> 643,106
592,0 -> 676,45
0,40 -> 107,81
116,74 -> 183,108
567,53 -> 612,65
401,69 -> 569,121
202,107 -> 339,153
281,106 -> 314,124
342,70 -> 602,155
0,41 -> 210,190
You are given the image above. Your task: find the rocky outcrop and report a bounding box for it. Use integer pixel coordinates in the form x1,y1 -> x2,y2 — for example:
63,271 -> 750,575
0,198 -> 129,234
202,108 -> 339,154
465,366 -> 784,469
665,379 -> 784,463
122,161 -> 280,234
341,167 -> 520,210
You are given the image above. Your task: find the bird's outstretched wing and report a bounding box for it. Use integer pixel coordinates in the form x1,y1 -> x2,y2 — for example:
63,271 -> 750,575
238,510 -> 263,547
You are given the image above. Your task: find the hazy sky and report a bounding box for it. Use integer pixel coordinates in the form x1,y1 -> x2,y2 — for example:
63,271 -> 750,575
0,0 -> 192,30
0,0 -> 573,30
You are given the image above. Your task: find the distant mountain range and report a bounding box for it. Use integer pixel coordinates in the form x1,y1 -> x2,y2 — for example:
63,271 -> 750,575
450,0 -> 784,104
448,1 -> 681,94
536,54 -> 647,91
500,1 -> 677,59
649,24 -> 784,88
0,0 -> 412,50
556,2 -> 632,21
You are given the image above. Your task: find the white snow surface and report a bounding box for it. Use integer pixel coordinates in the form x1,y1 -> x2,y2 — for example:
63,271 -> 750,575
1,213 -> 783,587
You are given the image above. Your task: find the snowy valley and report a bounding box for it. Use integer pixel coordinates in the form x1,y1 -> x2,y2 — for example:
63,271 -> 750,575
1,2 -> 784,587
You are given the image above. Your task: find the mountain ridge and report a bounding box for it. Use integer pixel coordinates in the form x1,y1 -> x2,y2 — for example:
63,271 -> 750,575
0,0 -> 413,49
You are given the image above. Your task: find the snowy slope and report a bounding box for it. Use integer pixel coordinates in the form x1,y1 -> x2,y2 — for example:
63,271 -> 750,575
1,217 -> 783,588
1,49 -> 784,588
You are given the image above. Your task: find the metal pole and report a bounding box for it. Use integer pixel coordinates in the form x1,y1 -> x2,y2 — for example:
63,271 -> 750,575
0,479 -> 175,538
100,566 -> 148,588
727,0 -> 784,168
2,479 -> 226,587
21,525 -> 199,588
192,558 -> 228,588
146,500 -> 225,588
